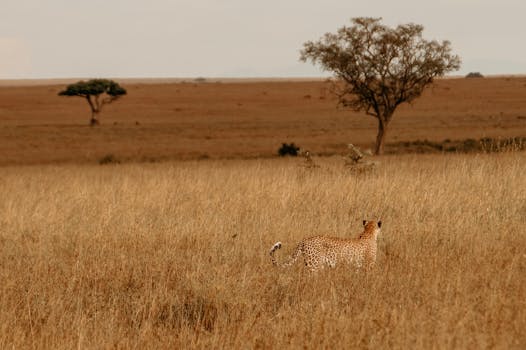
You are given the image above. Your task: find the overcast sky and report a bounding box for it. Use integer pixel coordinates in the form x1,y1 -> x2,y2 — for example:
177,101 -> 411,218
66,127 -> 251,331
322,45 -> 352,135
1,0 -> 525,79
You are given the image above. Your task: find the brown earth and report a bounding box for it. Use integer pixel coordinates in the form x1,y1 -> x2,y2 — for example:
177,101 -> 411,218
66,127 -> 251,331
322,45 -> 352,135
0,77 -> 525,165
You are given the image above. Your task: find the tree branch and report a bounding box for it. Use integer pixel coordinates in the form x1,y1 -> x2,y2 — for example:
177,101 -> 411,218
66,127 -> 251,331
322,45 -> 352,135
85,95 -> 96,114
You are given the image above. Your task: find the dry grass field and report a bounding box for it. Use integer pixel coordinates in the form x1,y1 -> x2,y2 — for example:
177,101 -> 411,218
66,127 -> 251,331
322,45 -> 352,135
0,77 -> 526,165
1,152 -> 525,349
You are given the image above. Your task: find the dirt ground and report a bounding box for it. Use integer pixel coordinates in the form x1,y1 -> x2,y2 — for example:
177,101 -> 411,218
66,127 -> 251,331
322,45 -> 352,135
0,77 -> 525,165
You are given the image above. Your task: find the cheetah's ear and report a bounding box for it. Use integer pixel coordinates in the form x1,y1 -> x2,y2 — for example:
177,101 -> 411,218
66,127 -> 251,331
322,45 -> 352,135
378,221 -> 382,228
363,220 -> 366,226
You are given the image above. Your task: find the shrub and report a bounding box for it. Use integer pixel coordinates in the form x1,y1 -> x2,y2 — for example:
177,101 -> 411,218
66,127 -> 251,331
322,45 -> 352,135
466,72 -> 484,78
99,154 -> 120,165
278,143 -> 300,156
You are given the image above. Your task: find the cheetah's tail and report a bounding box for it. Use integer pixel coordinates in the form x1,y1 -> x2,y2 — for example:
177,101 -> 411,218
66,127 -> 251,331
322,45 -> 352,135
269,241 -> 302,267
269,242 -> 282,266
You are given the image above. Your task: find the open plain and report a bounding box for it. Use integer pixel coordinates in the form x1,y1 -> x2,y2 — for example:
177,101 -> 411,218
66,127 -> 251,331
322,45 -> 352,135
0,77 -> 526,164
0,77 -> 525,349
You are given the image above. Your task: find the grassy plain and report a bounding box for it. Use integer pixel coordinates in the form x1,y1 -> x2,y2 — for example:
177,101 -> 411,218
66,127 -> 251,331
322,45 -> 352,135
0,77 -> 526,165
1,152 -> 525,349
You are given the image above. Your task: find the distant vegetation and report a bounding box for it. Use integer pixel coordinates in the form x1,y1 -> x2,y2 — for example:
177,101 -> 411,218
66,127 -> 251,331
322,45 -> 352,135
466,72 -> 484,78
387,136 -> 526,154
278,142 -> 300,156
301,17 -> 461,155
59,79 -> 127,126
99,154 -> 121,165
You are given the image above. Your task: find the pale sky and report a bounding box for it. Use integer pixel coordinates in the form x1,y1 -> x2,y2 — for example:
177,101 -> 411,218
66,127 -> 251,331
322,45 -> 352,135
1,0 -> 525,79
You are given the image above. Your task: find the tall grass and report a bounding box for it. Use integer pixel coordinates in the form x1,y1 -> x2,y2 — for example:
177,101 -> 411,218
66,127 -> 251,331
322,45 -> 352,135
0,153 -> 525,349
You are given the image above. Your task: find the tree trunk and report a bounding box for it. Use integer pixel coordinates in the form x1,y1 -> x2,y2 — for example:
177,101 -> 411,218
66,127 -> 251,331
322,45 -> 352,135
90,110 -> 100,126
374,118 -> 388,155
86,96 -> 100,126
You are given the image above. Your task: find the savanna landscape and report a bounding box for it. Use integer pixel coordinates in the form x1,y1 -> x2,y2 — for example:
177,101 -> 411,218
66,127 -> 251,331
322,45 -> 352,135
1,77 -> 526,164
1,76 -> 525,349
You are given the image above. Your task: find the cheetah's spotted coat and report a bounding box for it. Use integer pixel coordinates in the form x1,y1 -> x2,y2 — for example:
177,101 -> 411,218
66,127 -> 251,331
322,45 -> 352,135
269,220 -> 382,271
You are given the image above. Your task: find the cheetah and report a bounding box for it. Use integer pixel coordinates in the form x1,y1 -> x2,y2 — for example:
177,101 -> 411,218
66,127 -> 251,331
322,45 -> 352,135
269,220 -> 382,271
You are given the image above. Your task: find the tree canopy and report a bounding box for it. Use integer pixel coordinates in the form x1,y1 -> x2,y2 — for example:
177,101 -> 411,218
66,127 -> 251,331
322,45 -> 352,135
59,79 -> 127,125
301,17 -> 461,154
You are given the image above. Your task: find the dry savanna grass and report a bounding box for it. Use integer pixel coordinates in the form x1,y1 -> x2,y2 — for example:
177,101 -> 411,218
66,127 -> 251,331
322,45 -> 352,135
1,152 -> 525,349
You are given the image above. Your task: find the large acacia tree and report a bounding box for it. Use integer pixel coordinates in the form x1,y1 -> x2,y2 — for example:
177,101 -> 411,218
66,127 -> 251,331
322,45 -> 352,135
301,17 -> 461,154
59,79 -> 127,126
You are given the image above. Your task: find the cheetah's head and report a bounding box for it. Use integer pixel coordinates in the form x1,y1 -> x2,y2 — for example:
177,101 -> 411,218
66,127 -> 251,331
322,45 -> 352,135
362,220 -> 382,236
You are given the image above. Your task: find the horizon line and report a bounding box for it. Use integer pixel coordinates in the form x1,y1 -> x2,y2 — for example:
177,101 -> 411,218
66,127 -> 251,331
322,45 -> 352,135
1,74 -> 525,87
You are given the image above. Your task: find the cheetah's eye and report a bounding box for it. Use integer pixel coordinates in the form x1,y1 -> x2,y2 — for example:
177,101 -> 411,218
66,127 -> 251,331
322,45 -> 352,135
378,221 -> 382,228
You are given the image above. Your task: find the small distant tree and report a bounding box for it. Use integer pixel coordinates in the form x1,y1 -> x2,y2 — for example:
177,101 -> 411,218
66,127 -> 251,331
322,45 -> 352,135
465,72 -> 484,78
301,17 -> 461,154
58,79 -> 127,126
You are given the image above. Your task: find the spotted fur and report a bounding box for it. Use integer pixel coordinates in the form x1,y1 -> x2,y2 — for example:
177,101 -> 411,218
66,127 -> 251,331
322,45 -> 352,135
269,220 -> 382,271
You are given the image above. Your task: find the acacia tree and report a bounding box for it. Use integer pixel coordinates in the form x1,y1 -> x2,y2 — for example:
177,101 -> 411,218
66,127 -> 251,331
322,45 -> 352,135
59,79 -> 127,126
301,17 -> 461,155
